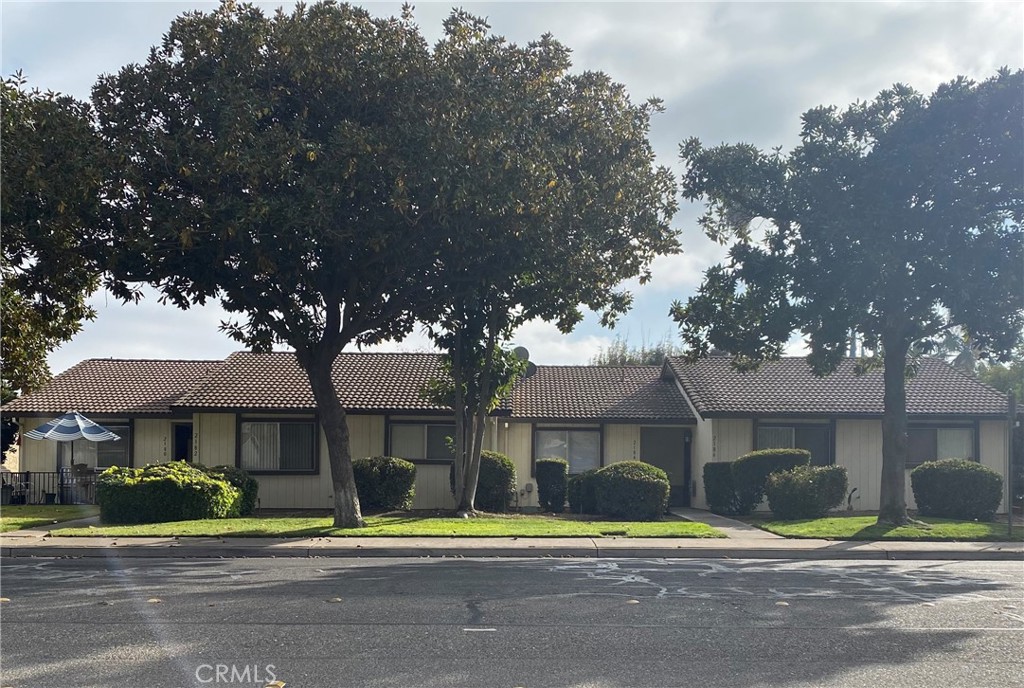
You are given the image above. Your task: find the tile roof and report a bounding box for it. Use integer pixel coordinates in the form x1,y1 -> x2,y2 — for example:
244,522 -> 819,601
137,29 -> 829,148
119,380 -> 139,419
1,359 -> 222,416
504,365 -> 695,423
173,351 -> 451,413
666,356 -> 1009,418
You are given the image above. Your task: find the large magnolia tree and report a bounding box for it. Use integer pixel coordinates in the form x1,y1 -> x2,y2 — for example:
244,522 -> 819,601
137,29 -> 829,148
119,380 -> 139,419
672,70 -> 1023,525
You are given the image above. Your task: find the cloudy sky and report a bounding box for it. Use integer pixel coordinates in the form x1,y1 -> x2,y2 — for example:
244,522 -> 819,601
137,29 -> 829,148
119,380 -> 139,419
3,1 -> 1021,372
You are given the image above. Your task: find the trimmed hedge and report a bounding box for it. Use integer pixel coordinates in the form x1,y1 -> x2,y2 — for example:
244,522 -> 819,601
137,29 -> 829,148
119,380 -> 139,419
353,456 -> 416,511
474,450 -> 518,512
97,462 -> 241,524
703,462 -> 742,516
765,465 -> 848,520
731,449 -> 811,515
203,465 -> 259,516
535,458 -> 569,513
911,459 -> 1003,522
593,461 -> 670,521
567,469 -> 599,514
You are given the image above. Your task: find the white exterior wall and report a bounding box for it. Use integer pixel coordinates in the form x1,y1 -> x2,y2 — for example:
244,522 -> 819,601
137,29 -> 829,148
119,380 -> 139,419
15,417 -> 57,472
604,425 -> 641,464
980,420 -> 1009,513
834,419 -> 883,511
134,419 -> 172,464
502,421 -> 536,509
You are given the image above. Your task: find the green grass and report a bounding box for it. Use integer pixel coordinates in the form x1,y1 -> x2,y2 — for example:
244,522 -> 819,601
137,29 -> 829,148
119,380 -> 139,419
0,505 -> 99,533
754,515 -> 1024,542
52,513 -> 724,538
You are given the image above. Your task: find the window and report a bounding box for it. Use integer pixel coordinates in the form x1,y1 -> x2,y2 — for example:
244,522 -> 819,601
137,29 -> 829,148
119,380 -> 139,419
60,424 -> 131,470
908,426 -> 974,468
756,423 -> 832,466
535,428 -> 601,474
240,421 -> 316,472
389,424 -> 455,462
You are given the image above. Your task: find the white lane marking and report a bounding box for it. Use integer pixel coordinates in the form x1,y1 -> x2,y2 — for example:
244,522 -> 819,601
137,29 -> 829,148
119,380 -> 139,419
463,627 -> 497,632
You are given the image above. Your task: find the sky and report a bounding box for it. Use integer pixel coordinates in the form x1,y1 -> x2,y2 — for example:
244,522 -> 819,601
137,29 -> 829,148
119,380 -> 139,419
2,1 -> 1021,372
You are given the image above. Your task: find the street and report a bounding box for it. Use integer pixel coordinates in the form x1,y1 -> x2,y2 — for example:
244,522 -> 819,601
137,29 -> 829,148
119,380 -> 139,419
0,557 -> 1021,688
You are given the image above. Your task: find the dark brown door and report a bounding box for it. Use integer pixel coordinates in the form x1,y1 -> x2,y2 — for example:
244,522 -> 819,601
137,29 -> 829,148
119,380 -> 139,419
640,427 -> 691,507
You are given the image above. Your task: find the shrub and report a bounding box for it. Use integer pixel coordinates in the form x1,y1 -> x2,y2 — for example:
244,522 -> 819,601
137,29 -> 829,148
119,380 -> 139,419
765,465 -> 848,520
567,469 -> 600,514
731,449 -> 811,515
535,458 -> 569,512
202,465 -> 259,516
593,461 -> 670,521
97,461 -> 241,524
353,456 -> 416,511
703,462 -> 741,515
473,450 -> 518,512
911,459 -> 1003,521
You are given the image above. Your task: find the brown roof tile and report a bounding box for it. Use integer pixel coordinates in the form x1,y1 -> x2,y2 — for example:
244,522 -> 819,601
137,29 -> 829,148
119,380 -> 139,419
1,359 -> 222,417
504,365 -> 695,423
666,356 -> 1008,418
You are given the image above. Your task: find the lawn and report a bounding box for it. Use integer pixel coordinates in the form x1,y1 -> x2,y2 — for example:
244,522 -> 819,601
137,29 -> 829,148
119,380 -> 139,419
754,515 -> 1024,542
52,512 -> 724,538
0,505 -> 100,533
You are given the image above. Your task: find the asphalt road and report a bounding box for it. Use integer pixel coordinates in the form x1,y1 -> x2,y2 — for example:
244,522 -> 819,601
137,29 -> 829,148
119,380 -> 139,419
0,557 -> 1021,688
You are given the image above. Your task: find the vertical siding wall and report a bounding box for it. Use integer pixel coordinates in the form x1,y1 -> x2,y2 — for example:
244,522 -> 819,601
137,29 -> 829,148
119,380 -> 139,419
834,420 -> 883,511
15,418 -> 56,472
134,419 -> 171,464
604,425 -> 640,464
503,421 -> 536,508
980,420 -> 1009,513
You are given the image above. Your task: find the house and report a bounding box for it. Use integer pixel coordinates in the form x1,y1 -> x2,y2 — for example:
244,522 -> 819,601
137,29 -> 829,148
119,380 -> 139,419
2,352 -> 1011,513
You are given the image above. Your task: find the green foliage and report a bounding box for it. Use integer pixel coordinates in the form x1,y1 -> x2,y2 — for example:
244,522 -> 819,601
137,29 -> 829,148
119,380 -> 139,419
1,74 -> 113,394
202,465 -> 259,516
977,357 -> 1024,400
590,333 -> 684,367
765,465 -> 849,520
97,462 -> 241,524
731,449 -> 811,515
567,469 -> 600,514
352,456 -> 417,512
535,458 -> 569,513
471,451 -> 518,513
911,459 -> 1003,521
672,71 -> 1024,522
703,462 -> 742,516
593,461 -> 670,521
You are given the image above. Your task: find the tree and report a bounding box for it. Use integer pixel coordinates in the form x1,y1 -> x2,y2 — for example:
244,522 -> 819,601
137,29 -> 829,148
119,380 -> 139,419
672,70 -> 1023,525
590,334 -> 684,367
94,2 -> 444,527
416,13 -> 678,512
1,74 -> 110,394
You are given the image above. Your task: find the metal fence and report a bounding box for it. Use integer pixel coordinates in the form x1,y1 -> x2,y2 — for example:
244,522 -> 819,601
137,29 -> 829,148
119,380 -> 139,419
1,470 -> 98,505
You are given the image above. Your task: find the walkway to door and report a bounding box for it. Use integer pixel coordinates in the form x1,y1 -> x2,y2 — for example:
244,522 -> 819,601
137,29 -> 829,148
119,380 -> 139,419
670,508 -> 784,540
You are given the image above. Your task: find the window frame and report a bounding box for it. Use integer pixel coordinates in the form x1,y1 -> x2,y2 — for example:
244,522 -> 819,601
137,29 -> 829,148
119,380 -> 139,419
531,425 -> 603,477
385,420 -> 457,465
906,422 -> 978,469
754,419 -> 835,466
235,417 -> 319,475
58,419 -> 133,471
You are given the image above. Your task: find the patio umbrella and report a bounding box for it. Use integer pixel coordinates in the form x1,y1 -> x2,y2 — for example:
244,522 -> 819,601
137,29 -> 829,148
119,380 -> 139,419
25,411 -> 121,466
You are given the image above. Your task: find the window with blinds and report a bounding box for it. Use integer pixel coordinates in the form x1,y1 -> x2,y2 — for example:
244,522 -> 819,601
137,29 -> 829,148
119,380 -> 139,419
240,421 -> 316,472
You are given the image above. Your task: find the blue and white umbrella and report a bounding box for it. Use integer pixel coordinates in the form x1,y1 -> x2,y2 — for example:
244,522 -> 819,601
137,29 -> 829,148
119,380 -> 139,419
25,411 -> 121,443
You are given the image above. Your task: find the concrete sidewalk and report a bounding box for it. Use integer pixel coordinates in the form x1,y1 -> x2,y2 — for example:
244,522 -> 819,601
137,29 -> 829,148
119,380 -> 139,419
2,532 -> 1020,561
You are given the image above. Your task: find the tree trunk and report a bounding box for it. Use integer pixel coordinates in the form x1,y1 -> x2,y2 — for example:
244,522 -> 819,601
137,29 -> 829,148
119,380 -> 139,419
878,333 -> 911,526
452,326 -> 472,513
305,355 -> 363,528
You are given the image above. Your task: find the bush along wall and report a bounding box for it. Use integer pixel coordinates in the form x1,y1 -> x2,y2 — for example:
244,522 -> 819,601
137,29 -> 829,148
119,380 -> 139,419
535,458 -> 569,513
730,449 -> 811,515
703,462 -> 742,516
567,469 -> 599,514
593,461 -> 670,521
765,465 -> 848,520
450,450 -> 518,512
911,459 -> 1003,521
202,465 -> 259,516
353,456 -> 417,511
96,461 -> 241,524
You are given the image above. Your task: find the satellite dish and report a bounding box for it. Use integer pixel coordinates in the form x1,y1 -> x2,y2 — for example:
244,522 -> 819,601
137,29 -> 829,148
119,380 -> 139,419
512,346 -> 530,361
525,362 -> 538,377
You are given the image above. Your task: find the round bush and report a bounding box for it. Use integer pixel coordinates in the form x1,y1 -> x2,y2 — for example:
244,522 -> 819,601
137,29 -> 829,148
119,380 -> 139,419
731,449 -> 811,515
567,469 -> 599,514
474,450 -> 517,512
203,465 -> 259,516
535,458 -> 569,512
593,461 -> 670,521
911,459 -> 1003,521
703,462 -> 741,516
97,461 -> 241,524
353,456 -> 416,511
765,465 -> 848,520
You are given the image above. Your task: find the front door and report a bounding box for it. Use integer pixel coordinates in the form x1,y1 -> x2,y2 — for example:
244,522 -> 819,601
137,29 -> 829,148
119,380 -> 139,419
640,427 -> 692,507
172,423 -> 194,462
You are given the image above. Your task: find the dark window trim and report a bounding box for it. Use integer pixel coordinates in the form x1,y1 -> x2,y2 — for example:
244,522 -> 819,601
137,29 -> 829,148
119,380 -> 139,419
753,418 -> 835,466
235,415 -> 320,475
384,418 -> 457,463
906,422 -> 979,466
531,424 -> 603,477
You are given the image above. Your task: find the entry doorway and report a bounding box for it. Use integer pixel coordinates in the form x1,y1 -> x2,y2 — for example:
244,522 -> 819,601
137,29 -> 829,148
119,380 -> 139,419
640,427 -> 692,507
172,423 -> 194,462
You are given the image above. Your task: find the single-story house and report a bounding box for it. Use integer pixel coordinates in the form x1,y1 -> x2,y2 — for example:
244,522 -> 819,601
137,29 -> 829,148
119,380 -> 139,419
2,352 -> 1011,513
